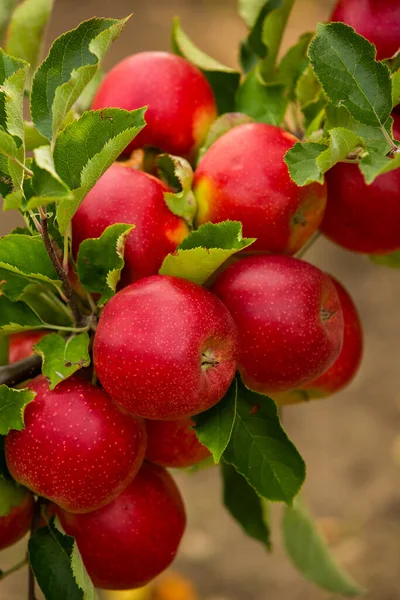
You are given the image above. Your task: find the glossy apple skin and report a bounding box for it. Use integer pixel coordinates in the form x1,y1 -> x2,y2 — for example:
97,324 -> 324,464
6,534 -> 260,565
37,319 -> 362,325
92,52 -> 217,159
9,331 -> 47,363
145,417 -> 210,468
212,256 -> 344,394
72,164 -> 189,284
193,123 -> 327,255
57,462 -> 186,590
93,276 -> 239,420
0,490 -> 34,551
331,0 -> 400,61
5,376 -> 147,513
275,276 -> 363,404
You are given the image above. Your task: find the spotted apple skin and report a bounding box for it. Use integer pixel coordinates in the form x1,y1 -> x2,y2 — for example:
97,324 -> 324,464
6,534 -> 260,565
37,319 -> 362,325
0,490 -> 34,551
212,256 -> 344,394
331,0 -> 400,61
72,164 -> 189,284
56,462 -> 186,590
145,417 -> 210,468
5,376 -> 147,513
93,276 -> 239,420
92,51 -> 217,159
193,123 -> 327,255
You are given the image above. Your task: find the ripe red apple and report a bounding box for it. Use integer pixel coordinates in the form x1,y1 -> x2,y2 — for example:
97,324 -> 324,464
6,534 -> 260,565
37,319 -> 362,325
331,0 -> 400,61
212,256 -> 344,394
145,417 -> 210,468
56,462 -> 186,590
5,376 -> 147,513
274,276 -> 363,404
193,123 -> 327,255
0,486 -> 34,550
9,331 -> 47,363
92,52 -> 217,159
93,275 -> 239,420
72,163 -> 189,284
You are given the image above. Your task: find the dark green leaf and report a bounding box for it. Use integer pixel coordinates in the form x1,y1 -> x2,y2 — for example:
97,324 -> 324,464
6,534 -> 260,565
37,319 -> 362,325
239,0 -> 282,73
160,221 -> 255,285
171,17 -> 240,114
0,295 -> 44,332
284,141 -> 327,185
0,334 -> 9,366
0,476 -> 28,516
6,0 -> 54,80
26,145 -> 73,209
236,68 -> 287,126
309,23 -> 392,129
0,384 -> 35,434
20,284 -> 73,327
157,154 -> 196,226
223,380 -> 305,503
221,461 -> 271,550
76,223 -> 134,305
53,107 -> 146,234
31,16 -> 129,140
34,333 -> 90,389
359,149 -> 400,184
277,32 -> 313,99
194,379 -> 237,463
392,69 -> 400,108
283,497 -> 364,596
370,251 -> 400,268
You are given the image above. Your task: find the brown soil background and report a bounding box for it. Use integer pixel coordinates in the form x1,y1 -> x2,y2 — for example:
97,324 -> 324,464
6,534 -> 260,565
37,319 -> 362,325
1,1 -> 400,598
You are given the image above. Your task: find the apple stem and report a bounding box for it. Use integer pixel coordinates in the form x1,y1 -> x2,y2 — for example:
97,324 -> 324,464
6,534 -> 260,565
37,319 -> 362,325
0,557 -> 28,581
201,351 -> 220,369
295,231 -> 321,260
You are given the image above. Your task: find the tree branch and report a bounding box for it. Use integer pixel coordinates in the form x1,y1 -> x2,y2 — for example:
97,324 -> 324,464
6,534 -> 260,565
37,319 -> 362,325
0,355 -> 42,387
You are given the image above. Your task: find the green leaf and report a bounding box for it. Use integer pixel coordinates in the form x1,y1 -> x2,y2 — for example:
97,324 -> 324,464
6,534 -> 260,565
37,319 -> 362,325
284,141 -> 327,186
223,380 -> 305,503
238,0 -> 266,27
258,0 -> 295,80
159,221 -> 255,285
53,107 -> 146,234
24,120 -> 49,152
283,497 -> 364,596
309,23 -> 392,129
0,385 -> 35,434
5,0 -> 54,81
392,69 -> 400,108
0,234 -> 61,299
277,32 -> 313,99
76,223 -> 134,305
34,333 -> 90,389
0,0 -> 17,41
370,250 -> 400,268
316,128 -> 364,173
0,476 -> 28,516
20,284 -> 73,327
0,155 -> 13,199
25,145 -> 73,209
359,149 -> 400,184
0,295 -> 44,332
236,67 -> 287,126
157,154 -> 196,226
296,64 -> 321,108
239,0 -> 282,74
171,17 -> 240,114
0,334 -> 9,366
193,379 -> 237,463
75,69 -> 103,114
31,16 -> 129,141
221,461 -> 271,550
29,517 -> 97,600
197,112 -> 254,162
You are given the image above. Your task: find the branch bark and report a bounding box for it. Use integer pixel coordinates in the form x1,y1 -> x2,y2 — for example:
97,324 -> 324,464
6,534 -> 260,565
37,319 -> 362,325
0,355 -> 42,387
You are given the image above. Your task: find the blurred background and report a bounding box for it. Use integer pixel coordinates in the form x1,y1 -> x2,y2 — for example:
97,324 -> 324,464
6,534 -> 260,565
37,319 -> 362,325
2,0 -> 400,598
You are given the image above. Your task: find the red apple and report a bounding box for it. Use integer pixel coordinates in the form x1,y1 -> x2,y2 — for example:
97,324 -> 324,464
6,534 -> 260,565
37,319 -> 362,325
331,0 -> 400,60
145,417 -> 210,468
0,485 -> 34,551
193,123 -> 327,255
92,52 -> 217,159
274,276 -> 363,404
5,376 -> 147,513
72,163 -> 189,284
212,256 -> 344,394
56,462 -> 186,590
321,115 -> 400,254
9,331 -> 47,363
93,275 -> 239,420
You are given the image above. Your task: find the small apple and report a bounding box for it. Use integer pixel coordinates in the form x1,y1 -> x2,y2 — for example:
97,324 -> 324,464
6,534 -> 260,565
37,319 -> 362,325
93,275 -> 239,420
5,376 -> 147,513
212,256 -> 344,394
193,123 -> 327,255
145,417 -> 210,468
9,331 -> 47,363
274,276 -> 363,404
92,52 -> 217,159
56,462 -> 186,590
331,0 -> 400,61
72,163 -> 189,284
0,483 -> 34,551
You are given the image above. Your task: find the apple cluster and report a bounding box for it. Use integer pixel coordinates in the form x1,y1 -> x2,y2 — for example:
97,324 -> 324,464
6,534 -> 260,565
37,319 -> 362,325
1,0 -> 399,593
